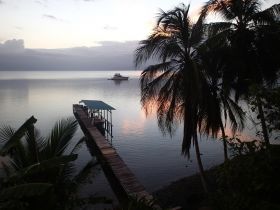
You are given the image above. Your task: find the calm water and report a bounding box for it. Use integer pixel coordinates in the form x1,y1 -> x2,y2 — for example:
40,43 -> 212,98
0,71 -> 224,201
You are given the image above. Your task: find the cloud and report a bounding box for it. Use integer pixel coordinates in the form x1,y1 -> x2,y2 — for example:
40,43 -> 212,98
34,0 -> 42,4
0,39 -> 141,70
42,14 -> 67,22
0,39 -> 25,52
34,0 -> 48,7
42,14 -> 59,21
0,0 -> 3,4
15,26 -> 23,30
104,25 -> 118,30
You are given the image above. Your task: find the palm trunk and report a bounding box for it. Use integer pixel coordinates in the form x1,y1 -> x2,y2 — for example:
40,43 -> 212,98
194,135 -> 209,193
219,119 -> 228,161
256,96 -> 270,149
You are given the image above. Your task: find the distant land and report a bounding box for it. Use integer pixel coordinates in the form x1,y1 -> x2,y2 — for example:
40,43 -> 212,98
0,39 -> 140,71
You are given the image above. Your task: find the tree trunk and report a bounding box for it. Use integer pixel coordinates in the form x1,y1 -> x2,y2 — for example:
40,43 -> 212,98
256,96 -> 270,149
194,135 -> 209,193
219,119 -> 228,161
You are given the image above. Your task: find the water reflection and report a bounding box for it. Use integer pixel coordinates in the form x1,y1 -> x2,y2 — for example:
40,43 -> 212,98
111,79 -> 129,86
0,71 -> 224,196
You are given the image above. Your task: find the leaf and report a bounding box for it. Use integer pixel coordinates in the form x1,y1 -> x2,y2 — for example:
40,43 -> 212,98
0,183 -> 52,200
45,117 -> 78,157
70,137 -> 85,154
8,154 -> 78,180
0,116 -> 37,156
0,125 -> 15,144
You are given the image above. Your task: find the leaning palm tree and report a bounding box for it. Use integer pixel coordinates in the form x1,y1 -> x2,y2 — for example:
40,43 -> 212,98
201,0 -> 280,148
0,116 -> 108,210
135,4 -> 213,193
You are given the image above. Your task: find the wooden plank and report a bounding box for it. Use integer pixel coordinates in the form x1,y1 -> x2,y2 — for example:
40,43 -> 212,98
73,104 -> 160,208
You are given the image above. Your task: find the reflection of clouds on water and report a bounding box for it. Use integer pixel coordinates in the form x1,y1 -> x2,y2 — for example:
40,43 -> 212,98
0,71 -> 225,193
121,118 -> 145,135
0,80 -> 30,126
120,109 -> 149,135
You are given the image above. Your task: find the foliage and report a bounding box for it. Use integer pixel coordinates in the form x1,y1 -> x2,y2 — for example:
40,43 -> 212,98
202,0 -> 280,147
249,86 -> 280,140
263,87 -> 280,137
0,116 -> 110,210
135,3 -> 211,156
227,136 -> 265,156
135,3 -> 218,193
124,196 -> 160,210
211,143 -> 280,210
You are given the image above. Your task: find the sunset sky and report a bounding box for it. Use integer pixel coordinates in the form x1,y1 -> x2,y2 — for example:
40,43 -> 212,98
0,0 -> 278,70
0,0 -> 205,49
0,0 -> 278,49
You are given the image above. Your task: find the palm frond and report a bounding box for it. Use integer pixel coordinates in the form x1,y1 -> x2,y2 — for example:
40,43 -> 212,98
181,104 -> 198,157
8,154 -> 78,181
70,137 -> 86,154
0,160 -> 15,177
134,30 -> 183,67
0,183 -> 52,200
0,116 -> 37,156
225,96 -> 245,132
189,15 -> 205,47
45,117 -> 78,157
157,72 -> 183,134
252,3 -> 280,25
202,0 -> 235,21
140,65 -> 176,105
0,125 -> 15,144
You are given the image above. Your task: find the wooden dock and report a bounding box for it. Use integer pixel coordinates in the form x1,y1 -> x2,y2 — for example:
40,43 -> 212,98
73,104 -> 153,205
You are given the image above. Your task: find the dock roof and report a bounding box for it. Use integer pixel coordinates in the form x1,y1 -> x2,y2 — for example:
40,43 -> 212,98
79,100 -> 115,110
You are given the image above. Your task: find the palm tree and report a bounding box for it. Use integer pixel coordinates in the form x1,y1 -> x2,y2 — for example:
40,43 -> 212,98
198,46 -> 246,160
135,4 -> 216,193
201,0 -> 280,148
0,116 -> 109,210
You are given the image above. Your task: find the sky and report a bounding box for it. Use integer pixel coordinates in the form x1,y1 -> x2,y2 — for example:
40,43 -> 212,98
0,0 -> 278,70
0,0 -> 205,49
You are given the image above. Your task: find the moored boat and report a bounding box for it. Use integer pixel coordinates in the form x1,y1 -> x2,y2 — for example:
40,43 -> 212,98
108,73 -> 129,80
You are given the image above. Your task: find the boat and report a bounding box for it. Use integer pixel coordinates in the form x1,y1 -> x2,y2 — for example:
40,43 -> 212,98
109,73 -> 129,80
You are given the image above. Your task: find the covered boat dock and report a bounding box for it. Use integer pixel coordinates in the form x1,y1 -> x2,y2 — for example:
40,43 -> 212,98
79,100 -> 115,140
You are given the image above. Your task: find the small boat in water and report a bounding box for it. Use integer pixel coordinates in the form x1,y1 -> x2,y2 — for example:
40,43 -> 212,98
109,73 -> 129,80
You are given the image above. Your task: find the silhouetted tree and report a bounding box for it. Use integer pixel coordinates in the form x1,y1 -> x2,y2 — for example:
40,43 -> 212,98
202,0 -> 280,148
198,46 -> 245,160
135,4 -> 213,192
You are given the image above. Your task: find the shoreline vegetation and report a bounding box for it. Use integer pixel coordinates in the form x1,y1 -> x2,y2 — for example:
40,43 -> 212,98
153,169 -> 215,210
153,144 -> 280,210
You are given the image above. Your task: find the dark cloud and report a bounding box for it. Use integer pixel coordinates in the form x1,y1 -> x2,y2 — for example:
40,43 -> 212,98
0,39 -> 24,52
0,0 -> 4,4
43,14 -> 58,20
0,39 -> 142,71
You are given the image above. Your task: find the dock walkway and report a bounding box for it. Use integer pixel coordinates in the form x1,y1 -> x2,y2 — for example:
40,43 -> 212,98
73,104 -> 153,205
